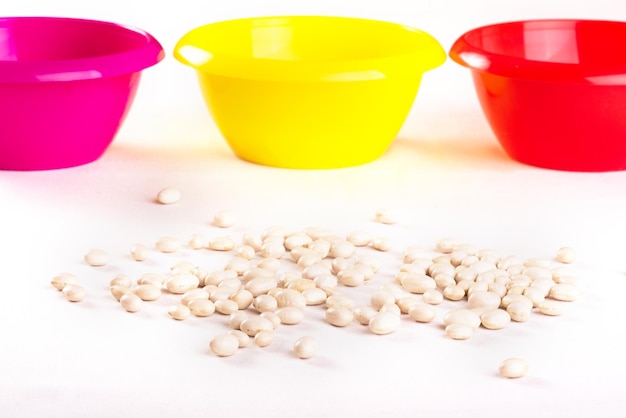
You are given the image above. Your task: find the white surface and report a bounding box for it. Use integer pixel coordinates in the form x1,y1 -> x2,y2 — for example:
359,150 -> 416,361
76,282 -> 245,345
2,1 -> 626,417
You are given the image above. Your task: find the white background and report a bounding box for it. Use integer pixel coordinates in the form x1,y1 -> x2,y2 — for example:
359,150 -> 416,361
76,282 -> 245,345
2,1 -> 626,417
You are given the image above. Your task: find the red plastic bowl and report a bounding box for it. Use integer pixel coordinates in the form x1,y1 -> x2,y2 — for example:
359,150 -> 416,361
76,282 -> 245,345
0,17 -> 164,170
450,19 -> 626,172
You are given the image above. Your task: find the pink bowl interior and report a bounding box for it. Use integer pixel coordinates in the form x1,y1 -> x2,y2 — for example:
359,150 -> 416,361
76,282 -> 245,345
0,17 -> 164,170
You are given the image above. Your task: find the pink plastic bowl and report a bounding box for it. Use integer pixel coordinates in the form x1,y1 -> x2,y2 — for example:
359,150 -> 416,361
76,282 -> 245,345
450,19 -> 626,172
0,17 -> 164,170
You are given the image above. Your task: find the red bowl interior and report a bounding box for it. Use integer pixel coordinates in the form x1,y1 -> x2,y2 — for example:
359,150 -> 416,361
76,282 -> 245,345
450,20 -> 626,172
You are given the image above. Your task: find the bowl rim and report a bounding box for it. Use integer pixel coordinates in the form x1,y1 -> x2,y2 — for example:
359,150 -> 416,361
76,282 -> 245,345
449,18 -> 626,84
173,15 -> 446,82
0,16 -> 165,83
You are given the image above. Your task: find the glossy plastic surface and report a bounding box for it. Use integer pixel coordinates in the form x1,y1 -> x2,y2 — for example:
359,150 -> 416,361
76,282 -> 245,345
450,19 -> 626,172
0,17 -> 164,170
175,16 -> 445,169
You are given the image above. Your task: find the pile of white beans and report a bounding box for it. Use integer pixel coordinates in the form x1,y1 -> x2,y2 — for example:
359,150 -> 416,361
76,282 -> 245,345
51,196 -> 581,377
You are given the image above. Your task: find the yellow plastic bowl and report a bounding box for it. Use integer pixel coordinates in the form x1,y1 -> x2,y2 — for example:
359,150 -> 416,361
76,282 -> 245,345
174,16 -> 445,168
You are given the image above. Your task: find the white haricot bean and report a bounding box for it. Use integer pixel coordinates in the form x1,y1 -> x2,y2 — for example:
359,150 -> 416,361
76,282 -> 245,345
110,274 -> 133,288
313,273 -> 338,290
239,316 -> 274,337
168,304 -> 191,320
62,284 -> 86,302
245,276 -> 279,297
556,247 -> 575,264
434,274 -> 456,290
549,283 -> 580,302
470,281 -> 494,295
408,303 -> 436,323
209,333 -> 239,357
120,293 -> 142,313
375,207 -> 398,224
210,287 -> 237,302
134,284 -> 161,301
524,257 -> 552,268
254,330 -> 274,347
523,286 -> 546,307
538,300 -> 564,316
309,239 -> 332,258
208,236 -> 236,251
370,290 -> 396,311
257,257 -> 281,272
325,307 -> 354,327
110,285 -> 132,301
258,242 -> 285,260
325,294 -> 356,310
272,289 -> 306,310
235,245 -> 256,260
422,289 -> 444,305
368,312 -> 401,335
329,241 -> 356,259
445,323 -> 474,340
188,233 -> 207,250
294,336 -> 317,359
488,282 -> 507,298
213,210 -> 237,228
523,266 -> 552,282
166,273 -> 200,294
130,244 -> 148,261
506,302 -> 531,322
218,277 -> 242,292
501,293 -> 533,310
156,187 -> 181,204
228,330 -> 250,348
180,288 -> 209,306
371,237 -> 392,252
170,262 -> 195,275
499,358 -> 529,378
302,262 -> 331,280
347,230 -> 372,247
304,226 -> 333,240
443,308 -> 481,329
455,266 -> 477,282
276,307 -> 304,325
396,296 -> 420,314
206,269 -> 239,286
428,262 -> 456,278
303,287 -> 327,306
51,273 -> 79,290
242,233 -> 263,251
286,278 -> 316,292
467,291 -> 502,311
156,237 -> 181,253
228,311 -> 249,329
260,311 -> 281,329
297,253 -> 322,269
337,269 -> 365,287
214,299 -> 239,315
230,289 -> 254,310
399,272 -> 436,294
253,294 -> 278,313
443,285 -> 466,301
436,238 -> 459,254
480,309 -> 511,330
262,225 -> 289,240
188,299 -> 216,317
284,232 -> 312,251
84,249 -> 110,267
379,302 -> 401,316
354,305 -> 378,325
